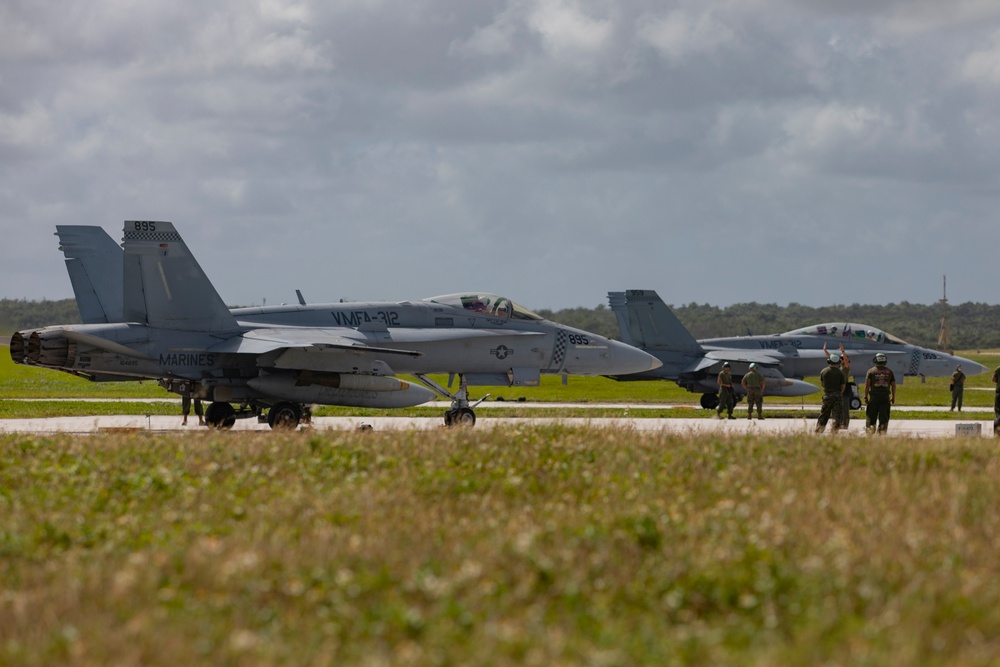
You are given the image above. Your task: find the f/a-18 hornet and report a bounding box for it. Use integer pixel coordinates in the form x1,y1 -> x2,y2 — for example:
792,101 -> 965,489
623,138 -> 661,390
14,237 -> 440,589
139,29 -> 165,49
608,289 -> 985,409
9,223 -> 660,429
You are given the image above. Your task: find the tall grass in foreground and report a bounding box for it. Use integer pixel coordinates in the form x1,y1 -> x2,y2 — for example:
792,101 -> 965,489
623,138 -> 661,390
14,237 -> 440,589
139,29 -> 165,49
2,428 -> 1000,666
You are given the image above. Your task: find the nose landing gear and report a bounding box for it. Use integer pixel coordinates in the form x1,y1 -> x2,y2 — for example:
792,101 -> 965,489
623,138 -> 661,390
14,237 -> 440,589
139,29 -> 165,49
415,374 -> 488,427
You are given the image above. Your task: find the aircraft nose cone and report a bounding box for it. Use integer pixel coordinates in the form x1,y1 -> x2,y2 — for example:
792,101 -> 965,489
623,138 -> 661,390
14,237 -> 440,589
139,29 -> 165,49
953,356 -> 988,377
609,340 -> 662,375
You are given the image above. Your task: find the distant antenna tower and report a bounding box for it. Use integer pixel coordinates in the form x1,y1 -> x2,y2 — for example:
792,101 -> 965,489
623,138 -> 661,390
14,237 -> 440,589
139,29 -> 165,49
937,274 -> 952,353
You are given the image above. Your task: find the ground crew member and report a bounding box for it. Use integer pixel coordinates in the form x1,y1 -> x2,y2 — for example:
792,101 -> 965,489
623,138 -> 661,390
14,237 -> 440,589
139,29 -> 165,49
816,353 -> 846,433
181,383 -> 204,426
991,365 -> 1000,427
741,362 -> 766,419
990,365 -> 1000,417
717,362 -> 736,419
950,364 -> 965,411
824,342 -> 852,427
864,353 -> 896,434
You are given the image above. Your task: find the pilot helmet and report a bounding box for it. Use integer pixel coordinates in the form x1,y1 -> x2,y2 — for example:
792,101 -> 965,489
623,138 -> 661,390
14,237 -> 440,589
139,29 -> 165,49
874,353 -> 887,365
828,353 -> 841,364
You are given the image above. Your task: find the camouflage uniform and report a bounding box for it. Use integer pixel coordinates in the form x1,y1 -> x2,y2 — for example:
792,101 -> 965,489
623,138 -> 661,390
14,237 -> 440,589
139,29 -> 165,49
993,366 -> 1000,436
717,367 -> 735,419
742,367 -> 765,419
816,364 -> 845,433
950,368 -> 965,411
839,355 -> 852,428
992,366 -> 1000,420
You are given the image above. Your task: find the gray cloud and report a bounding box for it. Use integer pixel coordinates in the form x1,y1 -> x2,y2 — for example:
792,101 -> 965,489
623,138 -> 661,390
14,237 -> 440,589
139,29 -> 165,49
2,0 -> 999,312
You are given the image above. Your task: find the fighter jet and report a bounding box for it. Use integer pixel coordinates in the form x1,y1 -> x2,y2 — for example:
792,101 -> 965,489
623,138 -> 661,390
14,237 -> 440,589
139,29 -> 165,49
8,223 -> 660,429
608,289 -> 986,409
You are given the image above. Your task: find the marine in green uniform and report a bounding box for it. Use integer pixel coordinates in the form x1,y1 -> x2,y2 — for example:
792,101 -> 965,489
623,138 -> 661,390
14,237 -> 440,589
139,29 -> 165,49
950,365 -> 965,411
824,342 -> 852,428
991,366 -> 1000,433
816,353 -> 846,433
717,362 -> 735,419
741,362 -> 765,419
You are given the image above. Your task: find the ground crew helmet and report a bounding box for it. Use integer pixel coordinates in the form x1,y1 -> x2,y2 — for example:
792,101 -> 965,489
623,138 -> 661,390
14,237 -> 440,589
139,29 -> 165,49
828,353 -> 841,364
874,353 -> 887,364
723,362 -> 731,368
749,363 -> 757,369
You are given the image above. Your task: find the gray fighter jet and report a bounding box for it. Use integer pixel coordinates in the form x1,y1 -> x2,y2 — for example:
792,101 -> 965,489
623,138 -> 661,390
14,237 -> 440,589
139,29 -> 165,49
608,289 -> 986,409
8,223 -> 660,429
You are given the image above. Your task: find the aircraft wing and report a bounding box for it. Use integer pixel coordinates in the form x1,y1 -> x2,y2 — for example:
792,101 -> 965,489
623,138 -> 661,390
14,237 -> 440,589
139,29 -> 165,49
211,327 -> 546,375
209,328 -> 423,358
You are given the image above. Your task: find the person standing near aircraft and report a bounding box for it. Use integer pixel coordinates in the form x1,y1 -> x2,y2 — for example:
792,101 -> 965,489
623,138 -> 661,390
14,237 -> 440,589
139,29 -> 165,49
741,362 -> 765,420
992,365 -> 1000,419
864,353 -> 896,434
180,383 -> 204,426
716,362 -> 736,419
816,353 -> 846,433
950,364 -> 966,411
992,365 -> 1000,436
824,342 -> 852,427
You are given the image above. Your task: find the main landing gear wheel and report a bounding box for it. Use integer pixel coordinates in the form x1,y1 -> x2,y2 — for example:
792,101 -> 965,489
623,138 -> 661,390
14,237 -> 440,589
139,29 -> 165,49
268,402 -> 302,430
700,393 -> 720,410
444,408 -> 476,427
205,402 -> 237,430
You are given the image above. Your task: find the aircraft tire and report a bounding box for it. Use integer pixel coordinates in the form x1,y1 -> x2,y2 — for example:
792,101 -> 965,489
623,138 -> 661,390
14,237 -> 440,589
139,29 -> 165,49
455,408 -> 476,427
850,398 -> 862,410
700,393 -> 719,410
268,402 -> 302,430
205,402 -> 236,430
443,409 -> 476,427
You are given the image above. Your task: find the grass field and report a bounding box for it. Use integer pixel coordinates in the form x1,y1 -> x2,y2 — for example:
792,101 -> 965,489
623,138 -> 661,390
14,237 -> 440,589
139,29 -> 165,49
3,428 -> 1000,666
4,347 -> 1000,664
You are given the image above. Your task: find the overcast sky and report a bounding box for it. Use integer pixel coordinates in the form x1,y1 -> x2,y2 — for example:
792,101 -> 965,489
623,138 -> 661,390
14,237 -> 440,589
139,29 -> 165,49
3,0 -> 1000,311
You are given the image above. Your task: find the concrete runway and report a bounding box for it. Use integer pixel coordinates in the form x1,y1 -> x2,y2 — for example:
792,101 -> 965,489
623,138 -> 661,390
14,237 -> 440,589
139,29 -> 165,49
0,410 -> 995,438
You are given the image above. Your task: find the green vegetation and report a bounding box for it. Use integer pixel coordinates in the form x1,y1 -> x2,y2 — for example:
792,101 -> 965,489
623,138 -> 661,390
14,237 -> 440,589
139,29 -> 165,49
0,350 -> 166,399
3,429 -> 1000,665
0,298 -> 80,333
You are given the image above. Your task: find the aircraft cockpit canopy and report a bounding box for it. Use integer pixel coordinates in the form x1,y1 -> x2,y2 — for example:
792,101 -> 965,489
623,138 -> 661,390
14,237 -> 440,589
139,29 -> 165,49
783,322 -> 908,345
426,293 -> 543,321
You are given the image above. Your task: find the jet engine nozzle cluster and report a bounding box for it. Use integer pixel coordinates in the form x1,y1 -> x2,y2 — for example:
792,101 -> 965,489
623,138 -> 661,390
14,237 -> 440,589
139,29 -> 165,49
9,330 -> 78,368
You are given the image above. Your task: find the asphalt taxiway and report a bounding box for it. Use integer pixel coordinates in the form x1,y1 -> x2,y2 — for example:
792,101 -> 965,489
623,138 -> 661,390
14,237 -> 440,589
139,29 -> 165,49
0,412 -> 994,438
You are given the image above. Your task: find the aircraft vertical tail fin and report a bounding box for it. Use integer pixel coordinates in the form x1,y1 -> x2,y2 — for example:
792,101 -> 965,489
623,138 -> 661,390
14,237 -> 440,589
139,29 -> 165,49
121,221 -> 238,331
608,290 -> 703,353
56,226 -> 124,324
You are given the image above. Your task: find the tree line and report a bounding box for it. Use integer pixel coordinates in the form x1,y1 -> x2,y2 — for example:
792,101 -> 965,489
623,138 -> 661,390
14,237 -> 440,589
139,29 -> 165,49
3,298 -> 999,350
